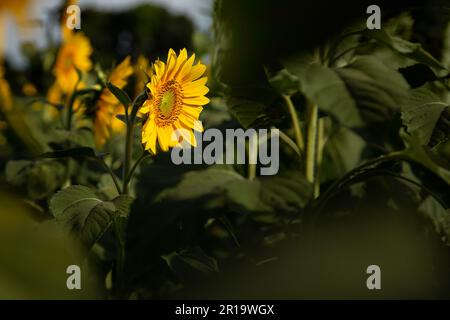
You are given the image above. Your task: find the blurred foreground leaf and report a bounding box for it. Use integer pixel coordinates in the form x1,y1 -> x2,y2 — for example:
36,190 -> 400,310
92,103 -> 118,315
0,193 -> 99,299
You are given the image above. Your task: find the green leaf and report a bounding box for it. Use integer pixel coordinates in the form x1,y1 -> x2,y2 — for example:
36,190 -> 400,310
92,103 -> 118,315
162,247 -> 219,277
6,160 -> 65,200
301,63 -> 363,126
334,56 -> 409,123
50,185 -> 116,249
0,193 -> 99,299
267,68 -> 300,95
362,29 -> 447,71
113,195 -> 134,218
115,114 -> 127,124
106,82 -> 132,108
400,87 -> 449,147
299,56 -> 409,127
401,133 -> 450,186
419,196 -> 450,245
39,147 -> 101,160
157,167 -> 312,215
321,127 -> 366,182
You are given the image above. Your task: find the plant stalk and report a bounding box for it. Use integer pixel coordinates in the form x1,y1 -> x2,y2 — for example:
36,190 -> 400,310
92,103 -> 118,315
122,120 -> 134,195
283,95 -> 304,152
305,102 -> 318,186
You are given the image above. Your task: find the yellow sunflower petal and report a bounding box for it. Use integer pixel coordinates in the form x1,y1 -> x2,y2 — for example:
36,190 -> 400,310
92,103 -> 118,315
164,49 -> 178,81
183,95 -> 210,105
176,53 -> 195,82
157,126 -> 170,151
145,128 -> 157,154
184,85 -> 209,97
182,77 -> 208,92
181,63 -> 207,83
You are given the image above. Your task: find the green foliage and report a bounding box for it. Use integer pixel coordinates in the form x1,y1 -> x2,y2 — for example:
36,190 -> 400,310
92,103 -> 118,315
362,29 -> 447,71
0,193 -> 99,299
50,185 -> 130,249
106,82 -> 131,109
2,1 -> 450,300
401,87 -> 450,147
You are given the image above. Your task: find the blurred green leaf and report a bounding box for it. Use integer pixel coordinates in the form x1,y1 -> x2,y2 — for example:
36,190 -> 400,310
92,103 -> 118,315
106,82 -> 132,109
0,193 -> 99,299
50,185 -> 116,249
362,29 -> 447,71
6,160 -> 65,200
158,166 -> 311,215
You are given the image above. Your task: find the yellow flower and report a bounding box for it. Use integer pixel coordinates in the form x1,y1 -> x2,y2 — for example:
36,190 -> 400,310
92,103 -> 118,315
0,0 -> 30,16
140,49 -> 209,154
134,54 -> 152,97
0,63 -> 13,112
95,56 -> 133,147
53,31 -> 93,94
22,83 -> 37,96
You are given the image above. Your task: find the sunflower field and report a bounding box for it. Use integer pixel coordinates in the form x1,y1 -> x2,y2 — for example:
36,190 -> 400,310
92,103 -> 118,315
0,0 -> 450,300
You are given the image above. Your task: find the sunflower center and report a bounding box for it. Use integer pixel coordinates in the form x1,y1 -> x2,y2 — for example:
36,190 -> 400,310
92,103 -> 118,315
159,90 -> 175,117
154,80 -> 183,126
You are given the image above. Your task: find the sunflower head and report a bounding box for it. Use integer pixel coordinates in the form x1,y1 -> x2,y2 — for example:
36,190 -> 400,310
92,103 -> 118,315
140,49 -> 209,154
95,56 -> 133,148
53,31 -> 92,94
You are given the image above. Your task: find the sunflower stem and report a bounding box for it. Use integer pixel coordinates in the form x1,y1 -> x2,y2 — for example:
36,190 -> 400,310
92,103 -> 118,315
305,102 -> 318,190
122,120 -> 134,195
314,118 -> 326,198
125,151 -> 150,186
283,95 -> 304,153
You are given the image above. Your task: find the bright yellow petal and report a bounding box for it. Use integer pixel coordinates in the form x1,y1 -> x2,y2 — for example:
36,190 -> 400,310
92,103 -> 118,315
182,77 -> 208,92
183,95 -> 210,106
176,53 -> 195,82
181,63 -> 206,83
184,85 -> 209,97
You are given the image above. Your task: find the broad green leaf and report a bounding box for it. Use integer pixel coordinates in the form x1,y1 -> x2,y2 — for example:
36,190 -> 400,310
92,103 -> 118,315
106,82 -> 132,108
157,167 -> 311,215
50,185 -> 116,249
301,63 -> 363,126
321,127 -> 366,182
300,57 -> 409,127
400,87 -> 449,147
362,29 -> 447,71
334,56 -> 409,123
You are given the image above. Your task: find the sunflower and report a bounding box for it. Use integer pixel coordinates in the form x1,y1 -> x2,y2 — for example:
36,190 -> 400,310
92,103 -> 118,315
0,63 -> 12,112
95,56 -> 133,147
53,30 -> 92,94
140,49 -> 209,154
